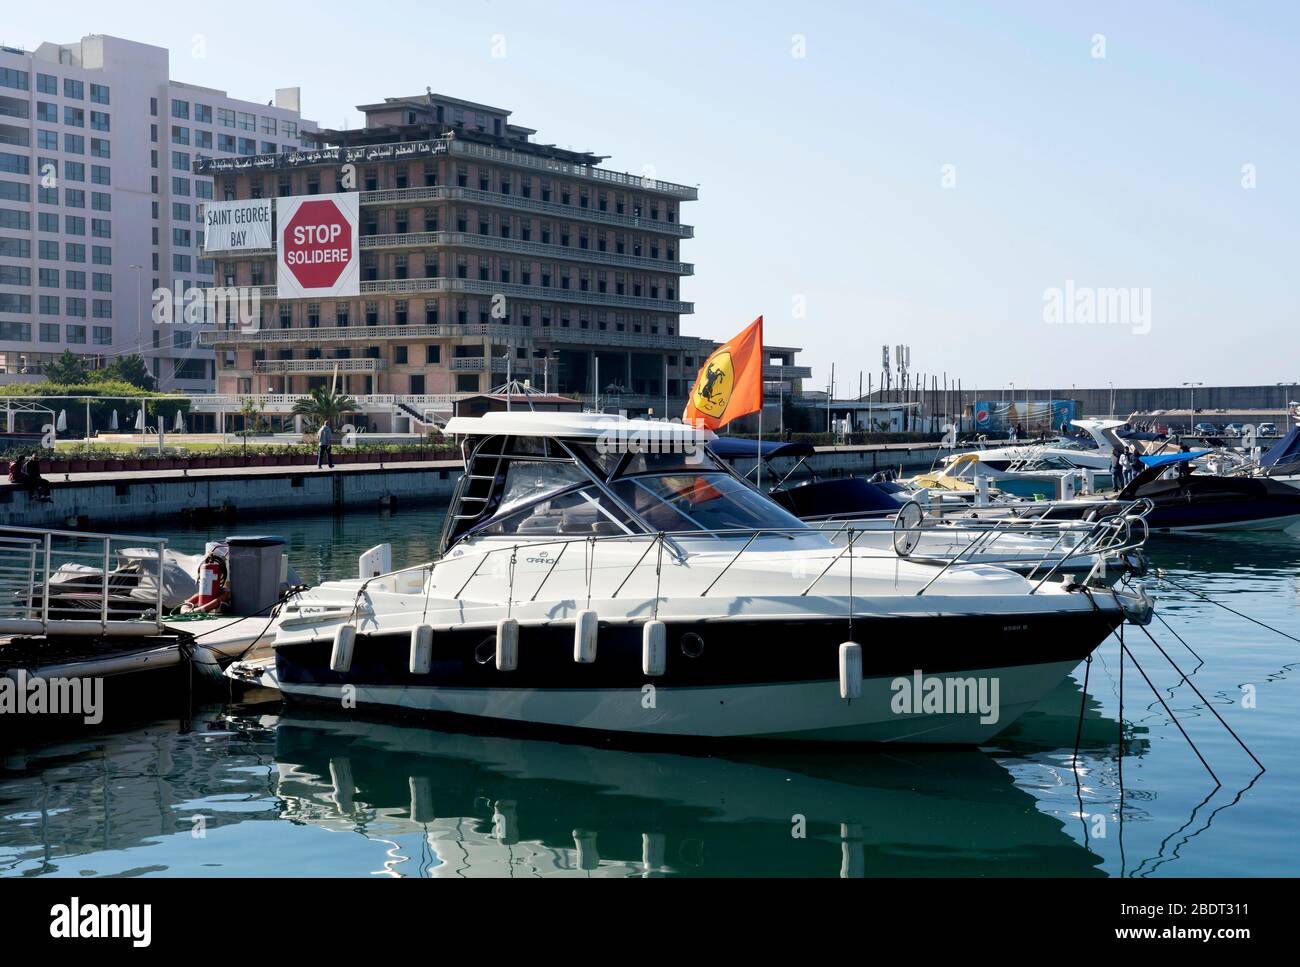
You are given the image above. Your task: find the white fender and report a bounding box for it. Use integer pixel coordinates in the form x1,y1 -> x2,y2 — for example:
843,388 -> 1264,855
643,620 -> 667,677
409,776 -> 434,824
409,624 -> 433,675
496,618 -> 519,671
331,625 -> 356,673
642,832 -> 666,873
574,829 -> 600,871
574,609 -> 598,663
839,641 -> 862,700
493,800 -> 518,845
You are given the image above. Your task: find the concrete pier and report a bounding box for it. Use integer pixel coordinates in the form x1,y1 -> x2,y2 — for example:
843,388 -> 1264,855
1,441 -> 955,528
1,460 -> 463,528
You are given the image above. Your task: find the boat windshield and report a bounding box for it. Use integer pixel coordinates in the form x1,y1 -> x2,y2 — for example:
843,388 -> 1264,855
610,473 -> 807,535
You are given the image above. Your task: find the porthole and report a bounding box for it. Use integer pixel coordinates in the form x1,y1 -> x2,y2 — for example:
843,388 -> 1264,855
680,632 -> 704,658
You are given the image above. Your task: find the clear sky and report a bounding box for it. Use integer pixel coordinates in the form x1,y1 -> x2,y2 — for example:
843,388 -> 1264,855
4,0 -> 1296,391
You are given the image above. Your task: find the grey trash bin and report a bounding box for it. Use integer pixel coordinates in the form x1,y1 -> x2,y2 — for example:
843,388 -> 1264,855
225,535 -> 286,616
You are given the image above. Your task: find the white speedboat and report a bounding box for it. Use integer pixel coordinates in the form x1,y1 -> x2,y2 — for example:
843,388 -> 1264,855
235,412 -> 1150,745
933,418 -> 1129,479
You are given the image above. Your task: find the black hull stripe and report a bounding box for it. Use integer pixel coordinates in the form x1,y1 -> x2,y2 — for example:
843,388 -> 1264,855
276,611 -> 1121,691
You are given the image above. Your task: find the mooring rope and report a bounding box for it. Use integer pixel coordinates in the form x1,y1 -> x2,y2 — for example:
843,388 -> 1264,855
1156,570 -> 1300,645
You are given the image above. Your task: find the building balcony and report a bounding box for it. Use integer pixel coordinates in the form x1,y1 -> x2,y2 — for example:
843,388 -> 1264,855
361,186 -> 694,238
763,364 -> 813,380
446,139 -> 697,200
240,277 -> 691,314
254,357 -> 385,375
450,356 -> 515,372
203,321 -> 711,353
364,231 -> 693,275
187,392 -> 470,414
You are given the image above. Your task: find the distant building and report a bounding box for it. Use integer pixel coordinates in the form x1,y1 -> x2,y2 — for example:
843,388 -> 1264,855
194,91 -> 809,431
0,34 -> 315,390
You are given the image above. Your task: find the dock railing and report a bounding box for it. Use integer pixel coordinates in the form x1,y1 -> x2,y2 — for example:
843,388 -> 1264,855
0,526 -> 167,637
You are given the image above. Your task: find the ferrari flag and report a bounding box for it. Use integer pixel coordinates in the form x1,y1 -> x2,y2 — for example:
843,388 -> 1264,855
682,316 -> 764,431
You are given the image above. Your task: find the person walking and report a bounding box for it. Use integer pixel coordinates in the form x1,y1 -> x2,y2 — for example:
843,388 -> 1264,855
316,421 -> 334,469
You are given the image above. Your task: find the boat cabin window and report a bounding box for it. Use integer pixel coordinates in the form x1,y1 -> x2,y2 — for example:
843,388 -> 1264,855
610,472 -> 807,534
497,460 -> 589,515
474,485 -> 635,538
616,449 -> 725,477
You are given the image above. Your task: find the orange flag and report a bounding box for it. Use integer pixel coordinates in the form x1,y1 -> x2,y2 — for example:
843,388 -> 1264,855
682,316 -> 764,431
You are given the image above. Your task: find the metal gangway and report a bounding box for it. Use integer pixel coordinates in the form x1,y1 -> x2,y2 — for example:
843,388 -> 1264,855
0,525 -> 167,637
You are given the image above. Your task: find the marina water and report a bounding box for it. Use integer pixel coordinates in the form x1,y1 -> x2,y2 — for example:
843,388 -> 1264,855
2,504 -> 1296,877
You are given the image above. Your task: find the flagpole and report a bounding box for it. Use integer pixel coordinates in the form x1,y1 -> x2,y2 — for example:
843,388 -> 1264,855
757,403 -> 763,491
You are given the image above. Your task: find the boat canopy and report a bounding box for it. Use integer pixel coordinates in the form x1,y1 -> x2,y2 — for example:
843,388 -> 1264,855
1260,426 -> 1300,468
708,437 -> 817,460
1138,450 -> 1211,469
443,411 -> 716,444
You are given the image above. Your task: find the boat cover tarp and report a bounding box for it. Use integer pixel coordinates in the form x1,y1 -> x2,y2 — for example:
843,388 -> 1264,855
1261,426 -> 1300,468
709,437 -> 817,460
1138,450 -> 1211,469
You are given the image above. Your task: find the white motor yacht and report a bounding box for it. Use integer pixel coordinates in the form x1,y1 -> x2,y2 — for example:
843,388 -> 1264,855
234,412 -> 1151,745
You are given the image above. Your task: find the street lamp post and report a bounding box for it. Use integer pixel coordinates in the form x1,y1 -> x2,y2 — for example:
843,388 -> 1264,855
1182,381 -> 1204,433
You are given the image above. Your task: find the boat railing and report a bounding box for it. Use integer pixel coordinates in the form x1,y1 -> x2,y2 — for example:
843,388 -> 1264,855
346,502 -> 1151,610
0,525 -> 167,638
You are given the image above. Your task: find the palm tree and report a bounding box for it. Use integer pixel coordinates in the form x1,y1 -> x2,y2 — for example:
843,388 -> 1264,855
291,386 -> 359,431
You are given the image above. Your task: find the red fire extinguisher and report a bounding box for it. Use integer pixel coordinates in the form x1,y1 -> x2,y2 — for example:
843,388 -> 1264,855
182,554 -> 229,613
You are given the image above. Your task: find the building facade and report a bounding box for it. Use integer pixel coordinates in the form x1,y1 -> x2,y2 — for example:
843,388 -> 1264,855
196,93 -> 808,430
0,34 -> 314,391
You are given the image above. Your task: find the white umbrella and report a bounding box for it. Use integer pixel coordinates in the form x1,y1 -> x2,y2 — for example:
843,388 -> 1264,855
110,409 -> 118,430
56,409 -> 67,432
136,403 -> 146,430
173,410 -> 185,432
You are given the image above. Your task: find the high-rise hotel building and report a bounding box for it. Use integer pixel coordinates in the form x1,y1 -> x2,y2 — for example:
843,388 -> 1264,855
0,35 -> 314,390
197,92 -> 807,427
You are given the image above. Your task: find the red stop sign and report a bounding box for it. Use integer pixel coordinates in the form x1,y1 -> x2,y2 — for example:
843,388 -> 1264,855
282,199 -> 353,290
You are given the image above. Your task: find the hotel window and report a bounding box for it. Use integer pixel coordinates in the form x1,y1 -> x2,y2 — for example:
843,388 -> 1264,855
500,218 -> 510,240
424,344 -> 441,364
456,256 -> 467,279
560,269 -> 570,290
94,325 -> 112,344
40,322 -> 59,341
172,228 -> 191,247
195,103 -> 212,123
64,134 -> 85,154
37,73 -> 56,94
64,78 -> 84,99
237,112 -> 255,131
90,111 -> 110,131
0,68 -> 27,90
520,178 -> 531,199
423,211 -> 437,233
66,324 -> 87,343
365,302 -> 379,325
478,259 -> 489,282
172,177 -> 190,196
456,166 -> 468,188
281,120 -> 297,138
335,303 -> 350,326
579,229 -> 588,250
238,138 -> 255,155
307,303 -> 320,327
579,271 -> 589,292
217,108 -> 235,127
37,101 -> 57,122
598,192 -> 608,212
424,301 -> 438,325
261,115 -> 277,134
521,267 -> 531,285
39,267 -> 59,287
362,254 -> 377,282
37,130 -> 57,150
91,138 -> 110,158
478,169 -> 490,191
479,218 -> 489,235
395,300 -> 408,325
597,271 -> 607,293
423,163 -> 437,186
561,187 -> 571,205
93,245 -> 111,265
65,215 -> 85,235
579,189 -> 589,209
278,174 -> 291,196
363,168 -> 377,191
93,272 -> 110,292
172,150 -> 191,171
540,180 -> 551,202
218,134 -> 236,153
395,168 -> 408,189
395,255 -> 408,279
395,345 -> 408,364
424,253 -> 437,276
38,212 -> 58,232
92,165 -> 110,185
251,263 -> 264,286
172,126 -> 190,145
394,209 -> 408,233
172,254 -> 190,272
172,99 -> 190,119
520,221 -> 531,242
540,224 -> 551,244
306,171 -> 320,193
456,300 -> 467,325
278,305 -> 292,328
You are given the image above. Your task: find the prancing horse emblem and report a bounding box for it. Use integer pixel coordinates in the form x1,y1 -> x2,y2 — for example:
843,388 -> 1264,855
691,351 -> 734,419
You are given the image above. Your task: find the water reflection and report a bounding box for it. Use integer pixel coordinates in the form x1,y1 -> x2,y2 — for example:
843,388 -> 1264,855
1,701 -> 1116,877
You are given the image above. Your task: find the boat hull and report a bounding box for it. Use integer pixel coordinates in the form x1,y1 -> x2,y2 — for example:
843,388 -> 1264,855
273,610 -> 1121,744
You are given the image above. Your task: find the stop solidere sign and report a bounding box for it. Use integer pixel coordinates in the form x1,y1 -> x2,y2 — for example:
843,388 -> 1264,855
282,199 -> 353,290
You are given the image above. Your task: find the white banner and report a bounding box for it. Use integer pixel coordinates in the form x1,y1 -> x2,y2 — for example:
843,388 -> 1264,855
202,198 -> 273,252
276,192 -> 359,299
